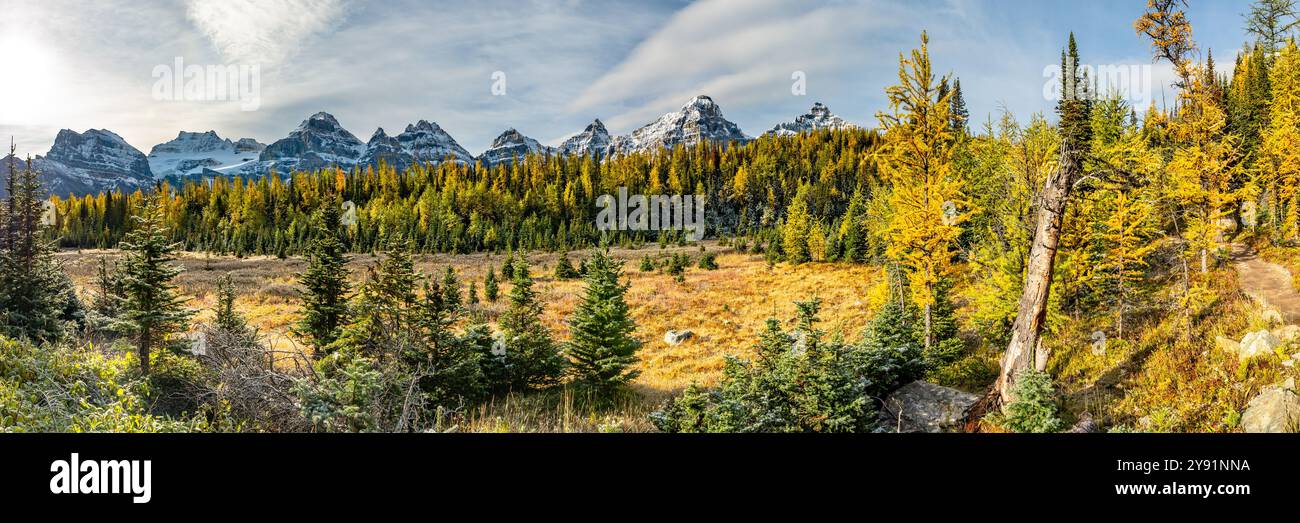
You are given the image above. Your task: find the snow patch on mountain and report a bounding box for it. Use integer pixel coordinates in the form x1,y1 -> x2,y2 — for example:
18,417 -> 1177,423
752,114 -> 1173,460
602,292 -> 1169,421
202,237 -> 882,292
394,120 -> 475,166
148,131 -> 266,179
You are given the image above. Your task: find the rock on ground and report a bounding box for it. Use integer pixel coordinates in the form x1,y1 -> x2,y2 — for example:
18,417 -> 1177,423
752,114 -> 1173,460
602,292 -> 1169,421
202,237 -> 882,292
1239,330 -> 1282,360
1242,379 -> 1300,433
878,381 -> 979,433
663,330 -> 693,345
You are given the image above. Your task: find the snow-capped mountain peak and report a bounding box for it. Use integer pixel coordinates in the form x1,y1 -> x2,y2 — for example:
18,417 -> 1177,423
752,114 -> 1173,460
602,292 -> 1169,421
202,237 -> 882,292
259,111 -> 366,173
766,102 -> 856,136
19,128 -> 154,196
480,128 -> 553,167
148,130 -> 265,180
612,95 -> 748,156
558,118 -> 611,159
395,120 -> 474,165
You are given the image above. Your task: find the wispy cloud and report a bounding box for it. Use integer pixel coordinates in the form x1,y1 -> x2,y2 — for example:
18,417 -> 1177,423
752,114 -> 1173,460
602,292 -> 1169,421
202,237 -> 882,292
572,0 -> 908,132
0,0 -> 1256,158
185,0 -> 352,65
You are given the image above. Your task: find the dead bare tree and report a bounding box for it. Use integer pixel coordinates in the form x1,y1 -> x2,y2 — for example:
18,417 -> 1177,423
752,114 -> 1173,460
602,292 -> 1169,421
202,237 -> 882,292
197,327 -> 314,432
993,34 -> 1093,404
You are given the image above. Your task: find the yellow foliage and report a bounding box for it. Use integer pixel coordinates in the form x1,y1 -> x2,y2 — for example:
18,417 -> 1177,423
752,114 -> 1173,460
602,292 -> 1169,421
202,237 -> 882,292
875,32 -> 967,310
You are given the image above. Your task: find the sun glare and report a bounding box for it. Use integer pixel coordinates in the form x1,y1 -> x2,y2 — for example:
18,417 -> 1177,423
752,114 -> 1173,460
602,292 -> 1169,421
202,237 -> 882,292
0,33 -> 60,125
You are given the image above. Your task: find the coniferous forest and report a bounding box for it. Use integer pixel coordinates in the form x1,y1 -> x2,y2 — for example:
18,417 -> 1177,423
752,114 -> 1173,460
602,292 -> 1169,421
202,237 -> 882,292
4,0 -> 1300,438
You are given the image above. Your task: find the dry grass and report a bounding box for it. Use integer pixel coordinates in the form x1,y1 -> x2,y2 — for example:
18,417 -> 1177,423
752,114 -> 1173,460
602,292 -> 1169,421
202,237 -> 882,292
1049,267 -> 1295,432
57,243 -> 880,431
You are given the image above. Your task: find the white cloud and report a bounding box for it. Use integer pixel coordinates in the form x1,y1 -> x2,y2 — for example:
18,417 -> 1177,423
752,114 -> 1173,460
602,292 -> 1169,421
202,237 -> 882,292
572,0 -> 908,132
185,0 -> 352,65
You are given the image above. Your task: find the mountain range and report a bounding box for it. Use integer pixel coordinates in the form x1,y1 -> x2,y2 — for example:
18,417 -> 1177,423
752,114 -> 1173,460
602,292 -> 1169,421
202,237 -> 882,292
4,97 -> 857,197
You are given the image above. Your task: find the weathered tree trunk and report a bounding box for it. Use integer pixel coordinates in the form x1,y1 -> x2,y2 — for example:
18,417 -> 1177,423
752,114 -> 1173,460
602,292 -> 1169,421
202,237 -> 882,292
923,303 -> 933,352
995,149 -> 1079,403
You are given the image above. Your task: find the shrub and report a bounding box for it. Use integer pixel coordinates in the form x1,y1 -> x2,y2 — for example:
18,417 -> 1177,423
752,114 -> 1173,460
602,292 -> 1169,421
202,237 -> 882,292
994,369 -> 1063,433
665,253 -> 690,283
652,300 -> 877,432
554,252 -> 580,279
0,336 -> 192,432
697,252 -> 718,270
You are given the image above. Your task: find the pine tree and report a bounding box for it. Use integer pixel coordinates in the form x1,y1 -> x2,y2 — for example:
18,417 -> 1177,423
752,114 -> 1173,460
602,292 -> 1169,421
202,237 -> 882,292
1257,40 -> 1300,241
334,237 -> 419,360
211,273 -> 258,355
499,258 -> 565,389
467,281 -> 480,305
839,185 -> 869,263
118,195 -> 193,375
554,252 -> 580,279
213,273 -> 248,335
441,266 -> 462,310
297,199 -> 352,357
484,264 -> 500,302
951,77 -> 970,135
782,184 -> 813,263
1100,190 -> 1159,339
877,32 -> 966,353
91,255 -> 125,322
639,254 -> 656,272
411,269 -> 485,405
565,249 -> 641,392
0,151 -> 71,344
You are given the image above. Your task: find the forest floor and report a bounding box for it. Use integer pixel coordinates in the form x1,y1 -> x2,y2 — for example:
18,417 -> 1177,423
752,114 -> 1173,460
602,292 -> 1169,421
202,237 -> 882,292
56,242 -> 883,431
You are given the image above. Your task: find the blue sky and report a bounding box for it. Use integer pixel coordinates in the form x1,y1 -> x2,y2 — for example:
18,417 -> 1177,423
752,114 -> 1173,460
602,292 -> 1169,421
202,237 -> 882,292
0,0 -> 1262,158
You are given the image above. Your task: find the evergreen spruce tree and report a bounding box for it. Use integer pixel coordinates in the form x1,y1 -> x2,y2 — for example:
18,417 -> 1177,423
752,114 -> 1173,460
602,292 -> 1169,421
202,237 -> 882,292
951,77 -> 970,134
0,152 -> 72,344
484,264 -> 500,302
839,185 -> 869,263
467,281 -> 480,305
334,237 -> 418,360
297,199 -> 352,356
212,273 -> 257,350
554,251 -> 579,279
213,274 -> 247,335
411,271 -> 485,405
441,266 -> 463,310
565,250 -> 641,392
118,195 -> 193,375
90,255 -> 126,325
499,258 -> 565,389
501,252 -> 518,280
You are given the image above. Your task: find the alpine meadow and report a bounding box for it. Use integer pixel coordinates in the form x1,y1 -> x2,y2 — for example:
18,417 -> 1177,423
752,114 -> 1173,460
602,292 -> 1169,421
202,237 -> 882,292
6,0 -> 1300,438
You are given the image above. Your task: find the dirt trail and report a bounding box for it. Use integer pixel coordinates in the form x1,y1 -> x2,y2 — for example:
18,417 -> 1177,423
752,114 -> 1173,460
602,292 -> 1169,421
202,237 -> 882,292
1231,244 -> 1300,324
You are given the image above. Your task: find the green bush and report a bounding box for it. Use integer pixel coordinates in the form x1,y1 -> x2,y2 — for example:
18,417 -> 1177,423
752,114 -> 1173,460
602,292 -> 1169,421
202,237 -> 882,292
652,300 -> 875,432
697,252 -> 718,270
994,369 -> 1063,433
0,337 -> 192,432
665,253 -> 690,283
